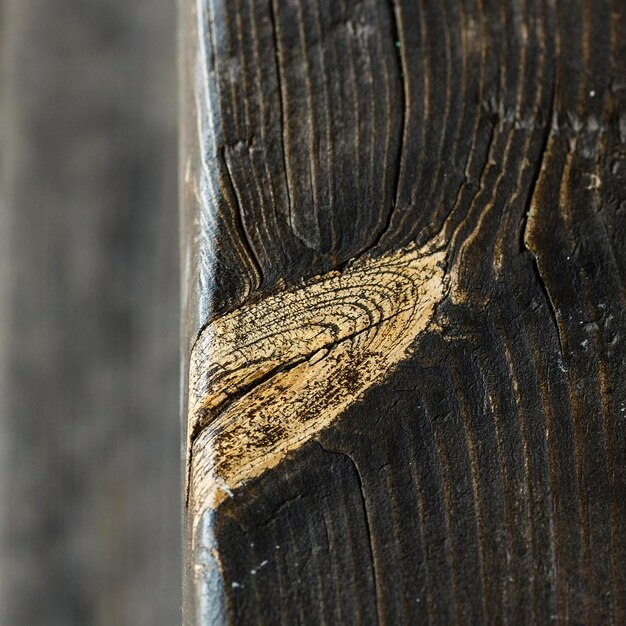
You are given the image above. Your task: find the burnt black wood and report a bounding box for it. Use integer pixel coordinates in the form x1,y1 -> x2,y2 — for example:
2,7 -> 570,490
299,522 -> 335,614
182,0 -> 626,623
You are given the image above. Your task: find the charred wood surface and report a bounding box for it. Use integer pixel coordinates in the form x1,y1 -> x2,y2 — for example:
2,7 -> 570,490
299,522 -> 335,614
182,1 -> 626,623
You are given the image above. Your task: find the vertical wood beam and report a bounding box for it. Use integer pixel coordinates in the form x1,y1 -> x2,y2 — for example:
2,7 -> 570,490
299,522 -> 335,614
182,1 -> 626,623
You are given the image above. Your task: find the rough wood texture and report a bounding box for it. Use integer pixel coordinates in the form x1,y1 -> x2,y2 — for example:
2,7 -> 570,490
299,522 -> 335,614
1,1 -> 180,624
182,0 -> 626,623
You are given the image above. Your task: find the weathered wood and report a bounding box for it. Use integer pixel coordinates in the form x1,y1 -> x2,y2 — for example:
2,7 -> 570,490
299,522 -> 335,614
182,0 -> 626,623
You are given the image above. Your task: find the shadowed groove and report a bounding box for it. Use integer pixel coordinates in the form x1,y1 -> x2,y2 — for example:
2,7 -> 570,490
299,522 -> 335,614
267,0 -> 294,245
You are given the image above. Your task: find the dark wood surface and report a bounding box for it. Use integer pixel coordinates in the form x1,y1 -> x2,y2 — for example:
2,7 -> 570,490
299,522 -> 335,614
183,0 -> 626,623
1,1 -> 180,624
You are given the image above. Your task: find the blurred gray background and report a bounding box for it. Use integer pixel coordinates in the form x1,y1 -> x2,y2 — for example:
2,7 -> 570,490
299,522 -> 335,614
0,0 -> 181,624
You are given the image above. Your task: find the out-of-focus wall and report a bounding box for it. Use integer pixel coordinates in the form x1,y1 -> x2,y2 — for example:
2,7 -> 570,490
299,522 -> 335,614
0,1 -> 180,624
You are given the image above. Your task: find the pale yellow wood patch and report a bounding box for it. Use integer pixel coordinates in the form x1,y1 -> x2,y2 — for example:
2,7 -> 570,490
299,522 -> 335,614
187,243 -> 448,518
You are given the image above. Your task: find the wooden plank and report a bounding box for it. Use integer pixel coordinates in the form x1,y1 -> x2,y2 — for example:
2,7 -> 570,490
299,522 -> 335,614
182,0 -> 626,623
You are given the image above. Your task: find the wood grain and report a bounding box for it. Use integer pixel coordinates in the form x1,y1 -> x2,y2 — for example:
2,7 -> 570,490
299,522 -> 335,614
182,0 -> 626,623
